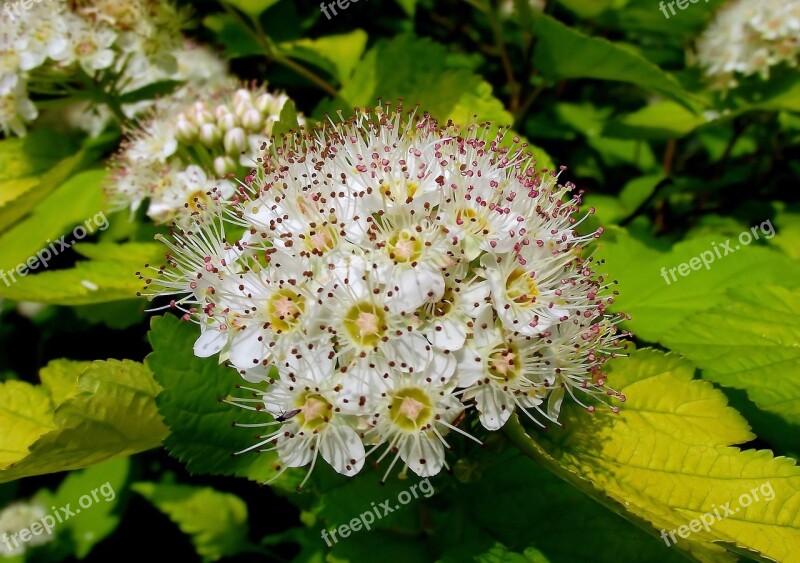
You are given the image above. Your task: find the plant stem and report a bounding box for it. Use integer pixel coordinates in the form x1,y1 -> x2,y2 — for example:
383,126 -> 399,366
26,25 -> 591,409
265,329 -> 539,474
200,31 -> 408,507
220,2 -> 338,97
485,2 -> 520,112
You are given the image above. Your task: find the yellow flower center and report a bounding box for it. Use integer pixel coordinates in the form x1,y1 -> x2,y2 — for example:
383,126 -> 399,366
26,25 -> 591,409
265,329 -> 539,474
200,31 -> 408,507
505,268 -> 539,306
343,302 -> 386,347
488,343 -> 521,380
390,388 -> 434,431
295,393 -> 333,432
381,181 -> 418,203
387,229 -> 423,263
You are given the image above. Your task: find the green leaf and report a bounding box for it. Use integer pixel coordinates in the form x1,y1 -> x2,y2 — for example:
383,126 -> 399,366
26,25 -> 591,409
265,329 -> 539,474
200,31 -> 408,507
271,100 -> 301,143
0,360 -> 167,483
0,169 -> 106,273
203,14 -> 263,58
618,173 -> 664,211
604,100 -> 710,140
473,544 -> 550,563
226,0 -> 279,18
318,35 -> 511,128
0,242 -> 164,305
663,285 -> 800,427
771,208 -> 800,260
0,128 -> 78,185
533,349 -> 800,563
132,482 -> 250,561
50,457 -> 129,558
146,315 -> 296,488
277,30 -> 368,83
554,103 -> 657,170
394,0 -> 416,16
595,228 -> 800,342
533,15 -> 700,109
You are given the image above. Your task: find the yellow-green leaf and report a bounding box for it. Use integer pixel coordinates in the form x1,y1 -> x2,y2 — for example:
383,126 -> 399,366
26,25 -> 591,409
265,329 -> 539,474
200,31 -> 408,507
0,381 -> 57,468
537,349 -> 800,563
0,360 -> 167,483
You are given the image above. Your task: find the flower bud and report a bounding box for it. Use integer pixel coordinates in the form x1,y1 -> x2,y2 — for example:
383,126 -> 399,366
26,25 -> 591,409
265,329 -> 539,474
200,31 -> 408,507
255,93 -> 280,115
241,108 -> 264,132
176,118 -> 198,143
192,102 -> 214,125
218,112 -> 238,133
233,89 -> 253,106
224,127 -> 247,155
213,155 -> 237,176
199,123 -> 221,147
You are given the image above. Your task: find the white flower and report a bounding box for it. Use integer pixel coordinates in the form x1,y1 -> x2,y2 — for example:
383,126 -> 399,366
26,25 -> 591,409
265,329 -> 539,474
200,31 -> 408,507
364,350 -> 473,479
695,0 -> 800,88
229,343 -> 366,489
456,307 -> 549,430
0,502 -> 54,557
14,5 -> 71,70
0,74 -> 37,137
148,105 -> 626,482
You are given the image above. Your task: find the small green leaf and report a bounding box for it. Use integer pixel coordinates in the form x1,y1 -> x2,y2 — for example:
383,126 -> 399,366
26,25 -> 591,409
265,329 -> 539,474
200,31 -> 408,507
226,0 -> 279,18
271,100 -> 301,143
277,30 -> 368,83
117,80 -> 182,105
39,359 -> 91,406
604,100 -> 710,140
50,457 -> 129,558
394,0 -> 416,16
203,14 -> 263,58
132,482 -> 251,561
0,152 -> 86,233
0,242 -> 164,305
318,35 -> 511,128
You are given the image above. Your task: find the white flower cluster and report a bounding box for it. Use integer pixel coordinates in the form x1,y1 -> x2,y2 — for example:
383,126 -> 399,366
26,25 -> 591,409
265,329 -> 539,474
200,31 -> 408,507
0,0 -> 194,136
0,502 -> 52,557
695,0 -> 800,89
144,107 -> 626,486
107,84 -> 299,225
